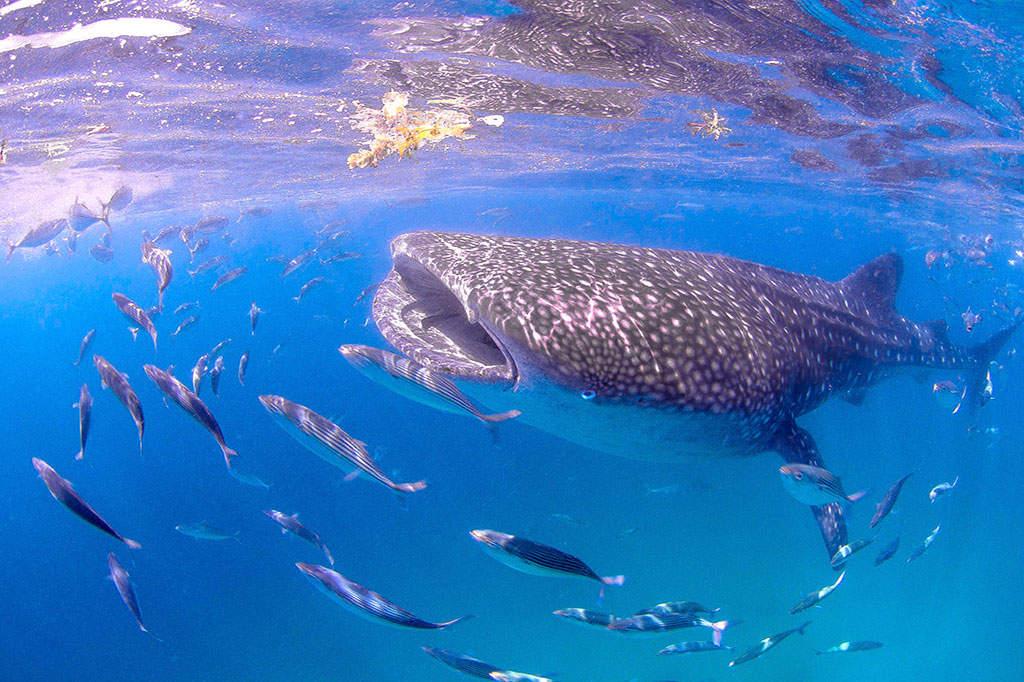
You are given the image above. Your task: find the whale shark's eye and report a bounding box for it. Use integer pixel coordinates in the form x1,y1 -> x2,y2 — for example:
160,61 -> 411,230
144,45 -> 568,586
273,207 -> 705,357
581,389 -> 596,400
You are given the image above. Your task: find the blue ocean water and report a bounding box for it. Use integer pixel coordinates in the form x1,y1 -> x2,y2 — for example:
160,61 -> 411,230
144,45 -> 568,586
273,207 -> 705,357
1,1 -> 1022,681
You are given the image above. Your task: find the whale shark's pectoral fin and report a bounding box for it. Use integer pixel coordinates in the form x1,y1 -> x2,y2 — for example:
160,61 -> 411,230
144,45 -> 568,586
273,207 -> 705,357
773,418 -> 847,568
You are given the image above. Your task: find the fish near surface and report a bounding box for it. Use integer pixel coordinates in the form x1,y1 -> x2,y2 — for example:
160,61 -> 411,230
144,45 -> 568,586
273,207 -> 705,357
373,232 -> 1022,563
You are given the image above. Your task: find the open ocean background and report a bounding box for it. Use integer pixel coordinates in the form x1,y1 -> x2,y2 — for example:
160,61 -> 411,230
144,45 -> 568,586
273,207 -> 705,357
1,1 -> 1022,681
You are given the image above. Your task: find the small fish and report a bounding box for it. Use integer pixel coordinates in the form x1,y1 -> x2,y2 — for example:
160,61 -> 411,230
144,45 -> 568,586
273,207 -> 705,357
208,338 -> 231,358
907,525 -> 940,562
930,476 -> 959,502
189,237 -> 209,263
89,244 -> 114,262
870,473 -> 912,528
728,621 -> 811,667
962,306 -> 982,333
238,206 -> 272,220
339,345 -> 521,426
263,510 -> 333,565
469,529 -> 625,597
152,225 -> 180,244
315,231 -> 352,253
211,266 -> 248,291
874,534 -> 900,566
237,351 -> 249,386
551,513 -> 586,526
815,640 -> 883,654
194,215 -> 229,233
552,608 -> 618,629
171,315 -> 199,337
422,647 -> 502,679
112,293 -> 158,352
143,365 -> 239,468
488,672 -> 555,682
790,571 -> 845,614
174,301 -> 200,315
188,254 -> 227,279
353,281 -> 379,305
69,200 -> 106,232
74,384 -> 92,460
32,458 -> 140,548
280,250 -> 315,278
140,242 -> 173,310
74,329 -> 97,366
258,395 -> 425,493
179,224 -> 195,249
296,563 -> 472,629
249,302 -> 262,335
319,251 -> 363,265
210,356 -> 224,396
658,640 -> 733,655
93,355 -> 145,454
7,218 -> 70,260
228,467 -> 270,489
107,552 -> 147,632
101,185 -> 133,218
607,614 -> 732,644
175,522 -> 240,542
779,464 -> 867,505
293,276 -> 325,302
646,484 -> 679,495
270,342 -> 286,359
65,230 -> 78,254
636,601 -> 718,616
830,539 -> 874,568
192,353 -> 210,395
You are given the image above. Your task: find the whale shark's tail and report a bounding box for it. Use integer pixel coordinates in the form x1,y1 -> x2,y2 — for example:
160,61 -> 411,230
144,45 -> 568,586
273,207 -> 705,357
772,419 -> 846,568
959,316 -> 1023,420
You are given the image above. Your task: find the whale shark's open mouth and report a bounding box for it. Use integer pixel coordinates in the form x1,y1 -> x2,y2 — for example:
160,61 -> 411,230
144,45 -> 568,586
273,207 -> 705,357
372,236 -> 517,384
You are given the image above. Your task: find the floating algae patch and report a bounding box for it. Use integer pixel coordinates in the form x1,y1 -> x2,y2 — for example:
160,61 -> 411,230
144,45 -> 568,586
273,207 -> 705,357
346,92 -> 500,169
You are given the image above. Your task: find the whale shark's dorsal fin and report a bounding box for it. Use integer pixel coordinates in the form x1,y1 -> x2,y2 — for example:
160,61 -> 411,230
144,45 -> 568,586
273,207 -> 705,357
841,253 -> 902,326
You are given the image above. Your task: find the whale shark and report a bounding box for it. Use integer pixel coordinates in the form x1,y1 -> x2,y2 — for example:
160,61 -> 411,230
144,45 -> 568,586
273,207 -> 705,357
371,231 -> 1019,563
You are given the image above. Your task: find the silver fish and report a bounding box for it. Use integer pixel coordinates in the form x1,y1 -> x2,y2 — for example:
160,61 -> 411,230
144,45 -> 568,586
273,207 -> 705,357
111,293 -> 157,352
179,224 -> 195,248
143,364 -> 239,468
33,457 -> 140,548
237,351 -> 249,386
175,522 -> 240,542
74,329 -> 96,366
152,225 -> 180,244
70,200 -> 107,232
249,302 -> 262,335
423,647 -> 502,679
6,218 -> 69,261
258,395 -> 425,493
192,353 -> 210,394
816,640 -> 883,654
280,250 -> 315,278
636,601 -> 719,616
552,608 -> 618,629
89,244 -> 114,262
319,251 -> 362,265
212,266 -> 248,291
790,570 -> 845,614
93,355 -> 145,455
729,621 -> 811,667
101,185 -> 133,217
188,254 -> 227,279
779,464 -> 867,506
469,529 -> 624,592
929,476 -> 958,502
659,640 -> 733,655
239,206 -> 272,220
263,510 -> 333,565
210,356 -> 224,396
870,473 -> 912,528
488,672 -> 555,682
296,562 -> 472,630
339,344 -> 521,425
907,525 -> 940,562
228,467 -> 270,489
107,552 -> 148,632
830,538 -> 874,567
194,215 -> 229,233
172,315 -> 199,338
293,276 -> 325,302
607,613 -> 732,643
74,384 -> 92,461
174,301 -> 200,315
189,237 -> 209,263
208,338 -> 231,358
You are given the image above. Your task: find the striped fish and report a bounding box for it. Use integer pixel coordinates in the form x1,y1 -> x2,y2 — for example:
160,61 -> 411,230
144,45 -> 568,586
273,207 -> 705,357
659,640 -> 733,655
553,608 -> 618,629
172,315 -> 199,337
264,510 -> 333,565
237,351 -> 249,386
729,621 -> 811,667
111,293 -> 157,352
143,365 -> 239,468
790,570 -> 845,614
192,353 -> 210,395
636,601 -> 719,616
210,356 -> 224,396
422,647 -> 502,679
816,640 -> 883,654
74,383 -> 91,460
871,472 -> 912,527
140,241 -> 172,311
32,457 -> 140,548
258,395 -> 425,493
211,266 -> 248,291
188,254 -> 227,279
339,344 -> 521,425
107,552 -> 148,633
488,672 -> 556,682
607,613 -> 733,644
469,529 -> 624,594
296,563 -> 472,630
779,464 -> 867,506
93,355 -> 144,455
73,329 -> 96,366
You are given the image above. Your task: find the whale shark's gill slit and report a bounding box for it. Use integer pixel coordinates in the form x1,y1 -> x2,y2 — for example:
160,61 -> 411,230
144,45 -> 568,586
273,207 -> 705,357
381,255 -> 516,384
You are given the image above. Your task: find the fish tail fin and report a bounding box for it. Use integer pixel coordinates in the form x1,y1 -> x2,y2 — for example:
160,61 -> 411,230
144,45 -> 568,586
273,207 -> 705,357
124,538 -> 142,549
5,240 -> 14,261
479,409 -> 522,423
846,489 -> 869,503
438,614 -> 474,629
394,480 -> 427,493
952,475 -> 959,487
322,545 -> 335,566
221,446 -> 240,467
292,295 -> 300,302
798,620 -> 812,635
961,316 -> 1022,419
601,574 -> 626,587
709,619 -> 732,646
75,449 -> 84,461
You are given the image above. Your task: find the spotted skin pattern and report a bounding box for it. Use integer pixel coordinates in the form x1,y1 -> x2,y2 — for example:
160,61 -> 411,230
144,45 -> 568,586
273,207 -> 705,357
373,231 -> 1019,562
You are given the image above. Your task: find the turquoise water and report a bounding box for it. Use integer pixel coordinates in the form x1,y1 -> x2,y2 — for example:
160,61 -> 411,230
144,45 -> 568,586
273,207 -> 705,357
1,2 -> 1022,681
